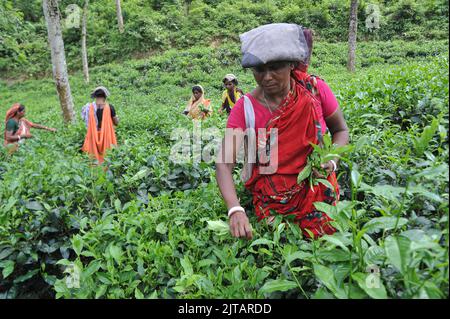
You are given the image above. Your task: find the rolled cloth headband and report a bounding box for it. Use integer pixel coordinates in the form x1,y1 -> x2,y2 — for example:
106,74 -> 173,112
239,23 -> 309,68
192,85 -> 203,93
5,103 -> 22,123
223,74 -> 237,82
90,86 -> 110,98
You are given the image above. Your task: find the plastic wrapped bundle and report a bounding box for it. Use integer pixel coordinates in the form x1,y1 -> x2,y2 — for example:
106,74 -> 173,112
240,23 -> 309,68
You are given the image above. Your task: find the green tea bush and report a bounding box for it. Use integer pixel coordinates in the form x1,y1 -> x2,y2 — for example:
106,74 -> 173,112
0,42 -> 448,298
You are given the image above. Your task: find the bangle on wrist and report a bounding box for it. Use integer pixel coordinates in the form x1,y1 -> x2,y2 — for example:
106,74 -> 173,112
228,206 -> 245,218
329,159 -> 337,172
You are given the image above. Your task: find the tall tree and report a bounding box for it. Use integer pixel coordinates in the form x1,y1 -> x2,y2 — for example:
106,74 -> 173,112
184,0 -> 193,16
42,0 -> 75,123
81,0 -> 89,83
115,0 -> 124,33
347,0 -> 358,72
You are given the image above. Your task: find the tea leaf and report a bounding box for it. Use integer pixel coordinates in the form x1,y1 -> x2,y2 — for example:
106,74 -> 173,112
320,235 -> 349,252
414,117 -> 439,156
384,235 -> 411,274
259,279 -> 298,293
72,235 -> 84,256
250,238 -> 274,248
25,201 -> 43,211
285,251 -> 313,265
135,288 -> 144,299
109,245 -> 123,264
352,272 -> 387,299
363,217 -> 408,233
206,220 -> 229,235
180,256 -> 193,276
297,162 -> 312,184
0,260 -> 15,278
313,264 -> 347,299
156,222 -> 168,234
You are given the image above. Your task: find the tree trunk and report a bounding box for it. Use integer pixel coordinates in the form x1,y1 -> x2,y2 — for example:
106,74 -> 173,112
81,0 -> 89,83
115,0 -> 124,33
42,0 -> 75,123
184,0 -> 191,16
347,0 -> 358,72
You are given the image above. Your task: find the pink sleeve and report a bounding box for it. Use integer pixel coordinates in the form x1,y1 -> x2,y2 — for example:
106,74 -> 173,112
317,79 -> 339,118
226,97 -> 246,129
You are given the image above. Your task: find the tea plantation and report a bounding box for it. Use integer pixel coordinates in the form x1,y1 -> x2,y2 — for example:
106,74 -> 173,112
0,40 -> 448,299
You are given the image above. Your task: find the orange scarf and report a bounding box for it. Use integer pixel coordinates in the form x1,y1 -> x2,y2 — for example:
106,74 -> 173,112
81,103 -> 117,164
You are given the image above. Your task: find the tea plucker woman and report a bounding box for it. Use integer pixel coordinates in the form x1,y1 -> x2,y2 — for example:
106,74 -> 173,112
219,74 -> 244,115
4,103 -> 56,150
216,24 -> 349,239
81,86 -> 118,164
183,85 -> 212,120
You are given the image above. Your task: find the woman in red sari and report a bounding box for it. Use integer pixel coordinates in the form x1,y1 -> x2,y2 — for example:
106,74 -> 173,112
216,24 -> 349,239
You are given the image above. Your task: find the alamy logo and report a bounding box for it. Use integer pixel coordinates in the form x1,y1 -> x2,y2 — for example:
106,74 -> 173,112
169,121 -> 279,174
365,4 -> 381,31
366,264 -> 381,289
63,4 -> 82,29
64,263 -> 81,289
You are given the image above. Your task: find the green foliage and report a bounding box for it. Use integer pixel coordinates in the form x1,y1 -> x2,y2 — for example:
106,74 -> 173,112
297,132 -> 353,189
0,29 -> 448,298
0,0 -> 449,77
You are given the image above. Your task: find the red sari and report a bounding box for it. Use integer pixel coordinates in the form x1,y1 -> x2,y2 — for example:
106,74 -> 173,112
245,66 -> 338,238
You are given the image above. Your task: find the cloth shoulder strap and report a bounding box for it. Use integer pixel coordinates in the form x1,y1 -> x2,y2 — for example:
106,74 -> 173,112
296,73 -> 321,97
242,95 -> 256,183
243,95 -> 255,130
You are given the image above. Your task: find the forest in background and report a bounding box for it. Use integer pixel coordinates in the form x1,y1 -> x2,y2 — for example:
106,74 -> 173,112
1,0 -> 449,78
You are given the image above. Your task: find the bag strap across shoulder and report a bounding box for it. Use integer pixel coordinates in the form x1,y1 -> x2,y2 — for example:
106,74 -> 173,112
242,95 -> 256,183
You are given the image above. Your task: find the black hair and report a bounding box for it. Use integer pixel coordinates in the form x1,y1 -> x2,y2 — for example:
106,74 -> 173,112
302,28 -> 313,64
252,61 -> 293,73
91,89 -> 107,99
192,85 -> 203,93
223,78 -> 238,86
18,104 -> 25,112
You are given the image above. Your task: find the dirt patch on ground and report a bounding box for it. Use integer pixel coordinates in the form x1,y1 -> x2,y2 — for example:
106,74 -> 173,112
130,49 -> 159,60
210,37 -> 223,48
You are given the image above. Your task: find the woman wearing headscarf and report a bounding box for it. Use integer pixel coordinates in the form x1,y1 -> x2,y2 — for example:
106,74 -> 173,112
219,74 -> 244,115
183,85 -> 212,120
216,24 -> 349,239
4,103 -> 56,152
81,86 -> 118,164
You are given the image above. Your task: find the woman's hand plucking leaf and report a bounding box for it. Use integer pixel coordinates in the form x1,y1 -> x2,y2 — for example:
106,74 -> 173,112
229,211 -> 253,239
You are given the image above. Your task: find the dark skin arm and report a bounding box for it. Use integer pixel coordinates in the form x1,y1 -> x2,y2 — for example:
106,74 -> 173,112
31,123 -> 57,132
218,102 -> 226,114
216,129 -> 253,239
312,108 -> 350,178
110,105 -> 119,126
5,130 -> 32,143
98,102 -> 119,125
